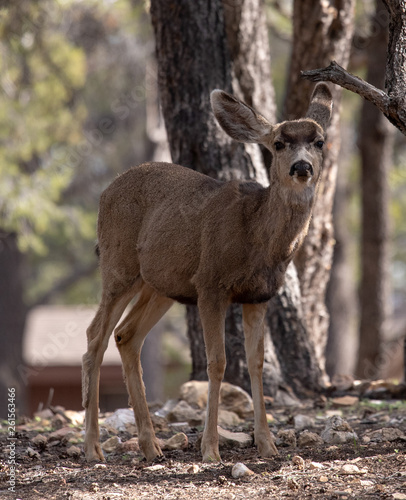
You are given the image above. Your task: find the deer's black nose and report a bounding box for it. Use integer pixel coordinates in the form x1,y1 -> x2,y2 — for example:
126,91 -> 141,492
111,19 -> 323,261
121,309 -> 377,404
289,161 -> 313,177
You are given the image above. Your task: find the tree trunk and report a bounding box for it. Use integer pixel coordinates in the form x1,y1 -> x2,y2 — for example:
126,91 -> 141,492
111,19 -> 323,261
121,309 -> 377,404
356,0 -> 393,380
0,231 -> 27,418
150,0 -> 269,396
284,0 -> 355,379
150,0 -> 328,397
325,145 -> 357,377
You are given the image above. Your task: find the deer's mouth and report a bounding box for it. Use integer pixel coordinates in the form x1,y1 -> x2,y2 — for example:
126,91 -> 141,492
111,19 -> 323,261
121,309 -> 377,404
289,161 -> 313,183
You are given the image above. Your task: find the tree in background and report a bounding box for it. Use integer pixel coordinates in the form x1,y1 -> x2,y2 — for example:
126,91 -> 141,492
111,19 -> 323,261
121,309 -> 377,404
151,0 -> 355,399
357,0 -> 393,379
303,0 -> 406,380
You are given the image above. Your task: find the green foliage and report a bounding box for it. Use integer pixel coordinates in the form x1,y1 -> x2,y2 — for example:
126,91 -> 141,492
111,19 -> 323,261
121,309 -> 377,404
0,1 -> 87,253
0,0 -> 151,306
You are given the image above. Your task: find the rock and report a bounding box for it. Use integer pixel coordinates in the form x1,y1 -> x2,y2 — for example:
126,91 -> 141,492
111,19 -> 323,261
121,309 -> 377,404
144,464 -> 165,472
218,426 -> 253,449
64,410 -> 85,426
325,410 -> 343,418
274,389 -> 301,407
220,382 -> 254,418
121,437 -> 140,453
309,462 -> 325,470
67,432 -> 84,445
393,494 -> 406,500
331,396 -> 359,407
326,445 -> 339,452
151,414 -> 170,433
94,463 -> 107,469
101,436 -> 121,453
104,408 -> 135,432
48,427 -> 75,443
31,434 -> 48,449
27,447 -> 40,459
180,381 -> 209,409
155,399 -> 178,419
51,413 -> 67,430
360,480 -> 374,487
319,476 -> 329,483
167,400 -> 203,424
218,409 -> 241,427
276,429 -> 296,447
66,445 -> 81,458
368,428 -> 406,442
297,431 -> 323,448
169,422 -> 190,433
331,374 -> 354,391
187,464 -> 200,474
34,408 -> 54,420
162,433 -> 188,451
294,414 -> 314,431
292,455 -> 305,469
266,413 -> 275,423
321,416 -> 358,444
179,381 -> 254,418
340,464 -> 366,475
231,462 -> 255,478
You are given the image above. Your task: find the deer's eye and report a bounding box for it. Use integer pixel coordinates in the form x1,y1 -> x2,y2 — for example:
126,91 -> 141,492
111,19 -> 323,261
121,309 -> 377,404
315,140 -> 324,149
274,141 -> 285,151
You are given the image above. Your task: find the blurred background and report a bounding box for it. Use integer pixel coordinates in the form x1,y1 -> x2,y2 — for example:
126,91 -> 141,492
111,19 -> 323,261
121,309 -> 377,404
0,0 -> 405,417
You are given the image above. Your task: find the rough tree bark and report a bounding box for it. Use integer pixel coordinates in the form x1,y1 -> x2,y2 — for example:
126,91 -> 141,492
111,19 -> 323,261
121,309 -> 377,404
0,231 -> 27,418
356,0 -> 393,380
284,0 -> 355,378
150,0 -> 324,397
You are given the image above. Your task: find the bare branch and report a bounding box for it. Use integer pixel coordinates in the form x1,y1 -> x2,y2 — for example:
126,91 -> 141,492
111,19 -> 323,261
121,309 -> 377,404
302,61 -> 406,135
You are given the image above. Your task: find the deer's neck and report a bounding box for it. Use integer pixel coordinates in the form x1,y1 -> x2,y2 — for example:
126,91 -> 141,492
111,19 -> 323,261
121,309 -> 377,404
260,180 -> 316,259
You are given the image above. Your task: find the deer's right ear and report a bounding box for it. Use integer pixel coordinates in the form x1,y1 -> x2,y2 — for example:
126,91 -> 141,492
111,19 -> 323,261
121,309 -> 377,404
211,90 -> 272,143
306,83 -> 333,131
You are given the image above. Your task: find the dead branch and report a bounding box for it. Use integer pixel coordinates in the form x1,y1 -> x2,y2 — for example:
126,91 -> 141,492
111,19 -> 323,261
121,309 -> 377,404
302,61 -> 406,135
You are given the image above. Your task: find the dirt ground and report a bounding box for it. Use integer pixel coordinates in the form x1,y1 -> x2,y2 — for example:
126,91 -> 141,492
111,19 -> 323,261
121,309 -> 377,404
1,400 -> 406,500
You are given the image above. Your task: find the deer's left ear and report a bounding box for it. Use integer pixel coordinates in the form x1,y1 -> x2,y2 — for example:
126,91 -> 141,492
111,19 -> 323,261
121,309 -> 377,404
306,83 -> 333,131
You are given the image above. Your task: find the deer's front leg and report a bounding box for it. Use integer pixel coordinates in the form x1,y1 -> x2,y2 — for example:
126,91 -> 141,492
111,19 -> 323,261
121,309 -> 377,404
243,303 -> 278,458
198,295 -> 228,462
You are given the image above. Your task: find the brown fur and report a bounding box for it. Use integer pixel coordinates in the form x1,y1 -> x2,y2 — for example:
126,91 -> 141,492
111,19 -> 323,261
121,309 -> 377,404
82,83 -> 333,463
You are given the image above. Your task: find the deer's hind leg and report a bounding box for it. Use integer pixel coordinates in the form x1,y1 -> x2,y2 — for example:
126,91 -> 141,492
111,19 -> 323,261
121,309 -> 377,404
114,283 -> 174,461
82,279 -> 139,462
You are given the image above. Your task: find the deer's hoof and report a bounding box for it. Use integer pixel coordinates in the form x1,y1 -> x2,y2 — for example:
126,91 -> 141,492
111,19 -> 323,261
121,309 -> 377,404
141,439 -> 163,463
257,440 -> 279,458
85,443 -> 105,462
201,445 -> 222,463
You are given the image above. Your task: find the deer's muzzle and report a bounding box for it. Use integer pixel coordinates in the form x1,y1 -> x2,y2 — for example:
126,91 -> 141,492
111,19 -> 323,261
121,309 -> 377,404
289,161 -> 313,178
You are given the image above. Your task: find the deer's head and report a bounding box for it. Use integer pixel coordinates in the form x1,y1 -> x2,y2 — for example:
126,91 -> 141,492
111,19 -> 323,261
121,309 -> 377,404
211,83 -> 333,191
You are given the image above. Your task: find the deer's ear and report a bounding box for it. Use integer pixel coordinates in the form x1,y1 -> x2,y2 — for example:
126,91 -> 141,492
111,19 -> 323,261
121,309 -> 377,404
306,83 -> 333,131
211,90 -> 272,143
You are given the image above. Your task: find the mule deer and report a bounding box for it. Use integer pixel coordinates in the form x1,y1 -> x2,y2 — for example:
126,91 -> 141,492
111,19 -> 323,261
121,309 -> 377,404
82,83 -> 333,463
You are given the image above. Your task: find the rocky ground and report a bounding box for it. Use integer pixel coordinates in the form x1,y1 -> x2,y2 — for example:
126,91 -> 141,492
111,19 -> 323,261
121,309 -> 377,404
1,379 -> 406,499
